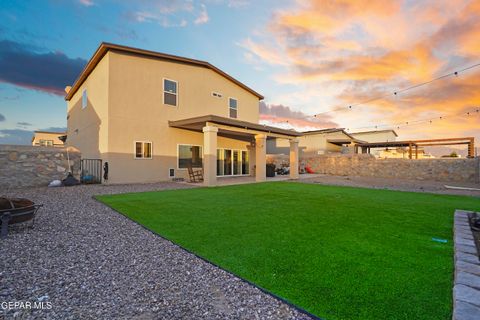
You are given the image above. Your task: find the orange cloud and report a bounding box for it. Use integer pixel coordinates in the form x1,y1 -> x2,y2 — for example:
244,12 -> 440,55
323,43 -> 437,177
242,0 -> 480,144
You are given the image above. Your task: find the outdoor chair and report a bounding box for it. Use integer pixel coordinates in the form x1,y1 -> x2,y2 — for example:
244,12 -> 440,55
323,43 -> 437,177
187,164 -> 204,183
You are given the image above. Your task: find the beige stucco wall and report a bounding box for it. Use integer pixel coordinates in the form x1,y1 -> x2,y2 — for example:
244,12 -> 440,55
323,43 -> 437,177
32,132 -> 65,147
67,50 -> 261,184
269,131 -> 352,157
67,53 -> 110,159
350,131 -> 397,143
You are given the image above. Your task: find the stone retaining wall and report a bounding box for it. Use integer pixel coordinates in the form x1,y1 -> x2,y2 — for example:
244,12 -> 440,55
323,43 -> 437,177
305,154 -> 479,183
0,145 -> 81,189
267,153 -> 480,183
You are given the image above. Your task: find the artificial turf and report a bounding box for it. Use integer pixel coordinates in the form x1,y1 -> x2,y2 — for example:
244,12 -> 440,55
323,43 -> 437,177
97,182 -> 480,320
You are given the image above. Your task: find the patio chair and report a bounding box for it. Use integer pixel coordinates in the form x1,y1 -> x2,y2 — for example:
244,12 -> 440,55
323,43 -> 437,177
187,164 -> 204,183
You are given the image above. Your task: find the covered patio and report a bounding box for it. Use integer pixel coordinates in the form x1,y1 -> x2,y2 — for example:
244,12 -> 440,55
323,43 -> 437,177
169,115 -> 303,186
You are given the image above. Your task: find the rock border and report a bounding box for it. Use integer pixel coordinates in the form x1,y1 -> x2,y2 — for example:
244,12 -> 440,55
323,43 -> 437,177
453,210 -> 480,320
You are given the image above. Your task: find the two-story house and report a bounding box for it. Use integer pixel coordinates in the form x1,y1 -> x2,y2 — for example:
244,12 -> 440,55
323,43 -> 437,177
65,43 -> 301,186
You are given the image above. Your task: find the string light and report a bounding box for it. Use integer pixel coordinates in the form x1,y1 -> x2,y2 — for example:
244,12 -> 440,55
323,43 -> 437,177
308,61 -> 480,117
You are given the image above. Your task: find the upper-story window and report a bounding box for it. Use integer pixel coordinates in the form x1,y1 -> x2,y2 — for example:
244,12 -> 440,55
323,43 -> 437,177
82,89 -> 87,109
164,79 -> 177,106
229,98 -> 237,118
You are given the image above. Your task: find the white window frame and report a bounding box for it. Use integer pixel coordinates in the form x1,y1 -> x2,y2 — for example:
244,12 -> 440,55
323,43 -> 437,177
82,89 -> 87,109
228,97 -> 238,118
134,141 -> 153,159
216,148 -> 249,177
177,144 -> 203,170
163,78 -> 178,107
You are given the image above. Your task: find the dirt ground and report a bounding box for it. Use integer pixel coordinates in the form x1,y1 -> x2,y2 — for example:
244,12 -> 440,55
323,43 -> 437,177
298,174 -> 480,197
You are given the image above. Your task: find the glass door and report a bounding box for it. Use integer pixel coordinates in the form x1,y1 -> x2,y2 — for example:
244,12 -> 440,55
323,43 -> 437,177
224,149 -> 232,175
216,149 -> 224,176
233,150 -> 241,175
242,151 -> 249,175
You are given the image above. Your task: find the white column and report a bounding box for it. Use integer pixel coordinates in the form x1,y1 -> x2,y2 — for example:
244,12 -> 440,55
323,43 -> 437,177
255,134 -> 266,182
203,126 -> 218,187
289,138 -> 299,179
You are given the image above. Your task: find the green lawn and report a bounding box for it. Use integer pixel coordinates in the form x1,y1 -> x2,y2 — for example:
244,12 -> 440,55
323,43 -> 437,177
97,182 -> 479,320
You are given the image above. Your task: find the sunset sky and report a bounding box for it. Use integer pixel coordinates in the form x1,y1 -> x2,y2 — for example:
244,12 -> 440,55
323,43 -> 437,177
0,0 -> 478,154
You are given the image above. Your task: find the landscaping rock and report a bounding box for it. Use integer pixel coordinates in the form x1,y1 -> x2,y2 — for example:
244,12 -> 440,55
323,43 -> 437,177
0,183 -> 313,320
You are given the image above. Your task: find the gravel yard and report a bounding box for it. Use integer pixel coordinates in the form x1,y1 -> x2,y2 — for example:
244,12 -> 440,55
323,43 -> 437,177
299,174 -> 480,197
0,183 -> 312,320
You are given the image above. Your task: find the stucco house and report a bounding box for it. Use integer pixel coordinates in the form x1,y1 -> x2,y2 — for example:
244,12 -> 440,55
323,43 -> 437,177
32,131 -> 66,147
349,129 -> 398,143
65,43 -> 301,186
268,128 -> 362,157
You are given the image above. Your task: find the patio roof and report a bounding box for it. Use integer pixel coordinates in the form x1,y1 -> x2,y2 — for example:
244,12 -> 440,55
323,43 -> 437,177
169,115 -> 302,141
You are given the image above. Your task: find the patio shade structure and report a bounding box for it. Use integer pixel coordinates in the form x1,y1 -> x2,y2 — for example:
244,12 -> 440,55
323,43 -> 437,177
169,115 -> 302,186
355,137 -> 475,159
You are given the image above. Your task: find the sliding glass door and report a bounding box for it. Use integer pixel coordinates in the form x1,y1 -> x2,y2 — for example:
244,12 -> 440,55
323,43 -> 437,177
217,149 -> 249,176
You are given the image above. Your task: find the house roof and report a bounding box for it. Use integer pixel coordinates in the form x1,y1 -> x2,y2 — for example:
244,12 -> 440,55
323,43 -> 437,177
301,128 -> 362,141
169,115 -> 302,138
33,131 -> 67,135
350,129 -> 399,137
65,42 -> 264,101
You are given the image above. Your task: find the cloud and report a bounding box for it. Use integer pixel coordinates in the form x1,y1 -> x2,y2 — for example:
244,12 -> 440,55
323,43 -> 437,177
194,4 -> 209,25
0,129 -> 33,145
0,40 -> 86,95
17,122 -> 32,129
241,0 -> 480,141
79,0 -> 95,7
228,0 -> 249,8
259,101 -> 338,131
129,1 -> 195,27
0,113 -> 5,121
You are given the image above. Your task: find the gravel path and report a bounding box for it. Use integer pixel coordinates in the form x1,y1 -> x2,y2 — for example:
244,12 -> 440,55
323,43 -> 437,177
0,183 -> 313,320
298,174 -> 480,197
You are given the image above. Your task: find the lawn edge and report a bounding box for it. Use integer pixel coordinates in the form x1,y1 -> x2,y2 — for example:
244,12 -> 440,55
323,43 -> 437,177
93,195 -> 323,320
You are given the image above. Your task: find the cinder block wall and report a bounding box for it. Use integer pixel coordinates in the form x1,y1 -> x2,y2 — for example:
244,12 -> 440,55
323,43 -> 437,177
0,145 -> 81,189
304,154 -> 480,183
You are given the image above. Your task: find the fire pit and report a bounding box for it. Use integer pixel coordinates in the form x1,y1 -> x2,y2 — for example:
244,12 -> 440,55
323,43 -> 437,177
0,197 -> 43,238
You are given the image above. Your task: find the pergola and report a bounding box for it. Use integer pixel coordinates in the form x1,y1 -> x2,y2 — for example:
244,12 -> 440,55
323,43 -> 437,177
355,137 -> 475,159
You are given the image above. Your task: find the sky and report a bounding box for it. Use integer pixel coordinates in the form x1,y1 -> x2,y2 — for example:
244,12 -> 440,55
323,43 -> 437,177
0,0 -> 478,155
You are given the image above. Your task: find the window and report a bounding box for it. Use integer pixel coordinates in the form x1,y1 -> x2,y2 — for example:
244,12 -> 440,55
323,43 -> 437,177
178,145 -> 203,169
82,89 -> 87,109
229,98 -> 237,118
39,139 -> 54,147
164,79 -> 177,106
134,141 -> 152,159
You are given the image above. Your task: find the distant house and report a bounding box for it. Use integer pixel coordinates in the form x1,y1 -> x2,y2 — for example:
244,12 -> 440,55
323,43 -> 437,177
349,129 -> 398,143
32,131 -> 66,147
64,43 -> 301,185
268,128 -> 363,157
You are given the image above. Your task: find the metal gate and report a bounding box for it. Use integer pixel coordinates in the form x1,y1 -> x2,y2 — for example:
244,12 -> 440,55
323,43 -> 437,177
80,159 -> 102,184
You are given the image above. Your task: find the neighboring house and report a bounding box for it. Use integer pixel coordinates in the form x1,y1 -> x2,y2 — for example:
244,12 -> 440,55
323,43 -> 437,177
32,131 -> 66,147
349,129 -> 398,143
65,43 -> 301,185
268,128 -> 362,157
376,147 -> 434,159
350,129 -> 398,157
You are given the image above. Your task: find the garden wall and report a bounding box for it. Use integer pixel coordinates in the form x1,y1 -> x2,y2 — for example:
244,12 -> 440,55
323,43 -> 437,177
0,145 -> 81,189
304,154 -> 480,183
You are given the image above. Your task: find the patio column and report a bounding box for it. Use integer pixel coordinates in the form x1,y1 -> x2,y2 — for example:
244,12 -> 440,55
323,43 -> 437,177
255,134 -> 266,182
247,143 -> 256,177
203,126 -> 218,187
289,138 -> 299,179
